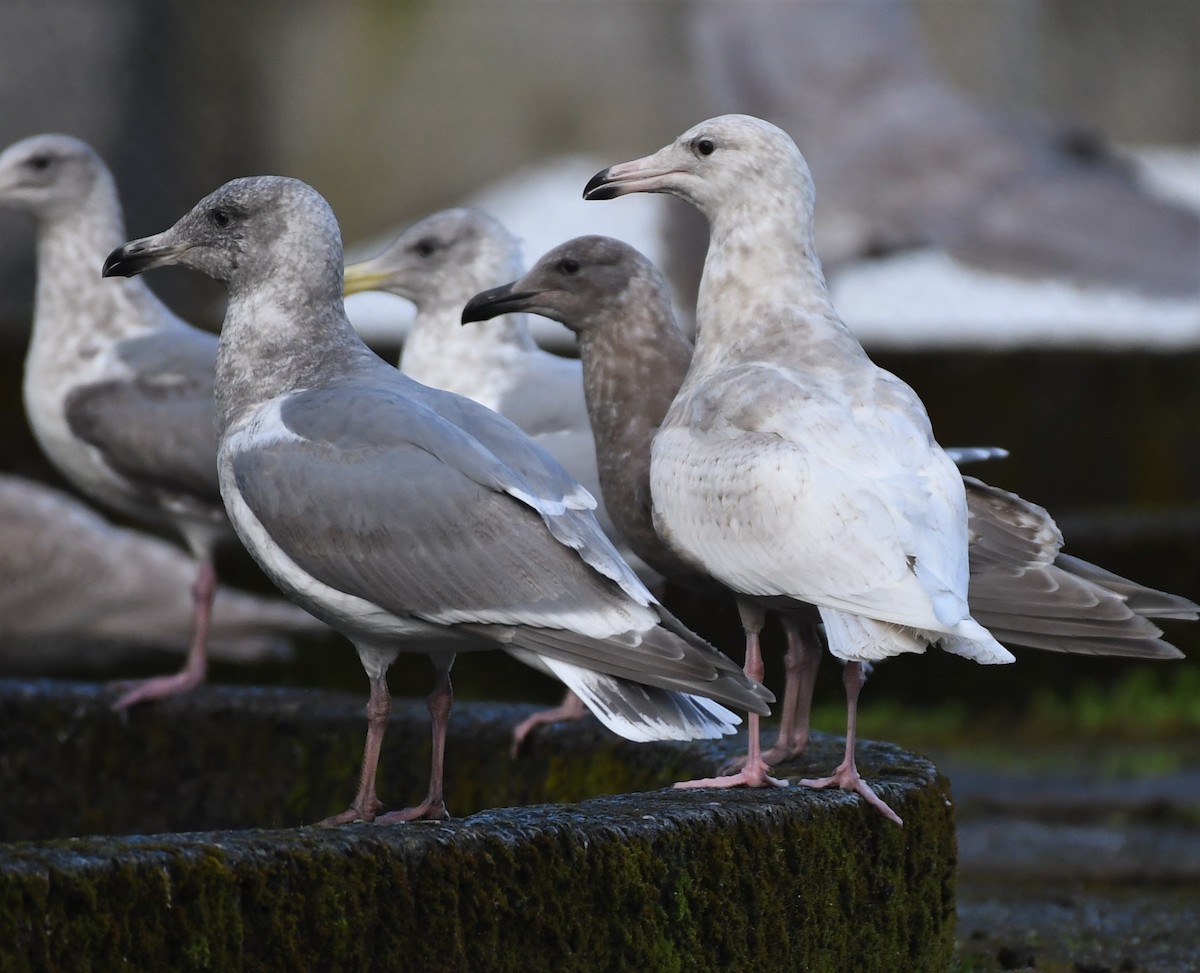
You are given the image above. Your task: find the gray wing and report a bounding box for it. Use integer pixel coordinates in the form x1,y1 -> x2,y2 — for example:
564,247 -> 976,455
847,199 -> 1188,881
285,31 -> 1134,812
64,328 -> 222,508
396,375 -> 648,596
240,384 -> 640,625
963,476 -> 1190,658
231,385 -> 768,712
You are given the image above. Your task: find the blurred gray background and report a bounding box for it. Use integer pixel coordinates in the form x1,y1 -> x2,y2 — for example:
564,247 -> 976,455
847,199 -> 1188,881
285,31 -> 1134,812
1,0 -> 1197,319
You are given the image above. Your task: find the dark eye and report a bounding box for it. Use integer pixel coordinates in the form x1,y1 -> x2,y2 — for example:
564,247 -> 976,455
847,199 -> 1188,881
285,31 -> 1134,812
559,258 -> 580,275
696,138 -> 715,156
414,239 -> 436,257
210,208 -> 231,228
26,155 -> 52,171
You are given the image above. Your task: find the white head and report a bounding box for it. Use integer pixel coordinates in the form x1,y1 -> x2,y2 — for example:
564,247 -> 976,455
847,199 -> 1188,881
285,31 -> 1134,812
342,207 -> 523,307
584,114 -> 816,229
0,134 -> 113,222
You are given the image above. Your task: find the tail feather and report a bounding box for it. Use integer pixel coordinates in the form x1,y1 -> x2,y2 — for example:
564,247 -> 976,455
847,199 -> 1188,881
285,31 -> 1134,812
539,656 -> 742,742
1053,554 -> 1200,620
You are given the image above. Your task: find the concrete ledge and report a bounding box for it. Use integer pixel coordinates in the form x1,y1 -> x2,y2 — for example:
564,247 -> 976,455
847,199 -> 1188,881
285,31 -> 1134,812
0,680 -> 956,972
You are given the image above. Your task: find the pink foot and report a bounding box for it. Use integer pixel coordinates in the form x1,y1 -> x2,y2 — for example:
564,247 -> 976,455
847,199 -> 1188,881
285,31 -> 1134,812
109,668 -> 205,710
675,757 -> 789,791
800,762 -> 903,827
719,733 -> 810,775
316,797 -> 386,827
510,691 -> 587,758
375,798 -> 449,824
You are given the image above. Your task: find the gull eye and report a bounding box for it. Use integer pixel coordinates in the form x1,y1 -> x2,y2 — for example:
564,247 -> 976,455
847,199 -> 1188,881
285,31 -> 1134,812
210,207 -> 232,228
414,238 -> 437,257
559,257 -> 580,275
26,154 -> 52,171
696,138 -> 715,157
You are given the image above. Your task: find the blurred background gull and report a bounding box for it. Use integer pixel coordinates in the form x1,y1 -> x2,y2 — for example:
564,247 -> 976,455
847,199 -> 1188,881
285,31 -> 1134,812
0,0 -> 1196,708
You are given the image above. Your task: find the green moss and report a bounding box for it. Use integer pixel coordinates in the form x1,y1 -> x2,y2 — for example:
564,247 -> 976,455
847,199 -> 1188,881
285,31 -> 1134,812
0,681 -> 954,971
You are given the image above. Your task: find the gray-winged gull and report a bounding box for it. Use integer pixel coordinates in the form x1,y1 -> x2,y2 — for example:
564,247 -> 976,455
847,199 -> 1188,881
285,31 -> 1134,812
343,207 -> 660,744
582,115 -> 1051,823
463,235 -> 1195,791
341,207 -> 656,584
0,473 -> 323,670
0,134 -> 229,709
103,175 -> 772,825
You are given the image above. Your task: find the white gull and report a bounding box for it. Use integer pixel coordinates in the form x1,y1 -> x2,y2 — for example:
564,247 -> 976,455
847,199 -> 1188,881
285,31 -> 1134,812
0,133 -> 228,709
584,115 -> 1019,824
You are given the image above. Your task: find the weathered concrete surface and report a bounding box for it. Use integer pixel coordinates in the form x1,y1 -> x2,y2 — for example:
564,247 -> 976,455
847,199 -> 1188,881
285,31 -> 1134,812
0,679 -> 956,972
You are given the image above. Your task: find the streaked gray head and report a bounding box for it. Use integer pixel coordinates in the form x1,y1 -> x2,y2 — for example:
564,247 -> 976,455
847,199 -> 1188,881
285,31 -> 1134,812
104,176 -> 344,297
0,134 -> 110,220
462,235 -> 671,340
584,114 -> 816,223
343,207 -> 522,305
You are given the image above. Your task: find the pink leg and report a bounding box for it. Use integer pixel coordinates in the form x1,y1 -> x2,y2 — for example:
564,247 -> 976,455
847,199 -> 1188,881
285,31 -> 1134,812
111,554 -> 216,710
762,616 -> 822,765
800,662 -> 903,827
376,661 -> 453,824
510,690 -> 588,758
676,605 -> 787,790
320,671 -> 391,825
722,614 -> 822,772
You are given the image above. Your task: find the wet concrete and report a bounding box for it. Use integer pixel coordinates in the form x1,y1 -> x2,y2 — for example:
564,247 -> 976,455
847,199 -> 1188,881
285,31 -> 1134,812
938,754 -> 1200,972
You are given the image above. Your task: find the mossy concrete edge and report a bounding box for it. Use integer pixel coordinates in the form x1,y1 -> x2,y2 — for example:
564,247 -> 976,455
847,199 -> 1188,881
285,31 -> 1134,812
0,680 -> 956,972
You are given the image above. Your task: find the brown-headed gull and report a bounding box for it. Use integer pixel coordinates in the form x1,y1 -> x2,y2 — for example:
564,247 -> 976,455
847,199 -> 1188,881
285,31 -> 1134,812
583,114 -> 1052,823
0,134 -> 228,709
0,473 -> 323,669
463,235 -> 1195,792
103,176 -> 772,825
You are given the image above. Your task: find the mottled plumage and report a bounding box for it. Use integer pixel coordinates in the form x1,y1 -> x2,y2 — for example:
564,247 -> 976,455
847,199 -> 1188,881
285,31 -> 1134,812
103,175 -> 772,825
466,235 -> 1194,775
0,133 -> 228,708
342,207 -> 647,577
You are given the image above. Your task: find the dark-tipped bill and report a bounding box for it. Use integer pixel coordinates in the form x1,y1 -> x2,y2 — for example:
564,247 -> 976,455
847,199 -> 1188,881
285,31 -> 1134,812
583,156 -> 678,201
461,282 -> 541,324
102,235 -> 187,279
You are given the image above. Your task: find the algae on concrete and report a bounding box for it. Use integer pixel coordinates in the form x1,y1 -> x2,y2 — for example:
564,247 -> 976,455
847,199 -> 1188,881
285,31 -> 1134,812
0,680 -> 956,972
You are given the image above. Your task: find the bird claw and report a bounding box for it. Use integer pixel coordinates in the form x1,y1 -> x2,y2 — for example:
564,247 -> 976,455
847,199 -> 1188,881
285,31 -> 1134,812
315,797 -> 386,827
800,764 -> 904,827
374,799 -> 449,824
675,760 -> 789,791
719,737 -> 809,775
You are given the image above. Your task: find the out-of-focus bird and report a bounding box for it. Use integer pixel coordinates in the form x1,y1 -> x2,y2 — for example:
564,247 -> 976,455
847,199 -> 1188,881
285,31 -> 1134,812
670,0 -> 1200,304
342,206 -> 655,584
0,133 -> 229,709
103,175 -> 772,825
0,473 -> 323,671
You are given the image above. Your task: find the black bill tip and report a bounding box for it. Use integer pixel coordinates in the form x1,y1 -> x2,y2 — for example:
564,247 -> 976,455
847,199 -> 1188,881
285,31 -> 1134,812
461,282 -> 540,324
582,167 -> 618,201
102,242 -> 154,279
